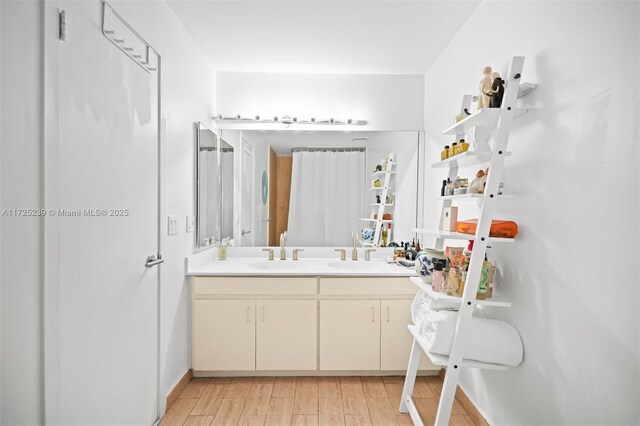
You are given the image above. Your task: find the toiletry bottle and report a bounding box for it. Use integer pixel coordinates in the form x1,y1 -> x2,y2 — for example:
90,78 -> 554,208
441,180 -> 447,197
441,146 -> 450,161
444,179 -> 452,196
459,139 -> 469,153
477,260 -> 490,300
219,238 -> 229,260
432,262 -> 444,292
446,267 -> 459,296
381,225 -> 388,247
449,143 -> 457,158
458,270 -> 467,297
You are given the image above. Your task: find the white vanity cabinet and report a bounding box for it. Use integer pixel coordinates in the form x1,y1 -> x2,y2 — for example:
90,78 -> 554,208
319,300 -> 381,370
318,278 -> 432,371
191,275 -> 436,374
193,299 -> 256,371
381,299 -> 418,370
192,277 -> 317,372
256,299 -> 317,370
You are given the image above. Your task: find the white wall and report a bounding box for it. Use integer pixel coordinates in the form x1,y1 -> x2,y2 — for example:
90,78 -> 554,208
0,1 -> 44,423
110,0 -> 216,409
423,1 -> 639,424
215,72 -> 424,131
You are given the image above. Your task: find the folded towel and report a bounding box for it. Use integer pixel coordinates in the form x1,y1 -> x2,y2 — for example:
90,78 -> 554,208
418,310 -> 523,367
411,291 -> 460,325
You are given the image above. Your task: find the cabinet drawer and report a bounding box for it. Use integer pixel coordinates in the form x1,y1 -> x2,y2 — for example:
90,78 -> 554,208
320,277 -> 415,295
193,277 -> 317,295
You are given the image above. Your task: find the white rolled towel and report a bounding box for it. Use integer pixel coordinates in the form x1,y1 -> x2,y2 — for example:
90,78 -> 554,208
411,291 -> 461,325
418,310 -> 523,367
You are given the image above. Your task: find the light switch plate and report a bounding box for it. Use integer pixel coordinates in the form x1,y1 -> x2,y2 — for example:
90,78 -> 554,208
168,215 -> 178,236
186,215 -> 195,232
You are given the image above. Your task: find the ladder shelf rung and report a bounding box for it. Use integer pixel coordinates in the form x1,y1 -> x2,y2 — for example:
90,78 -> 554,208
407,325 -> 508,371
409,276 -> 511,308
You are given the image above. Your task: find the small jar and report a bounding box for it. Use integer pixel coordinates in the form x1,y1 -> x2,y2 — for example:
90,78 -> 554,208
458,139 -> 470,153
431,262 -> 445,292
449,143 -> 458,158
441,146 -> 450,161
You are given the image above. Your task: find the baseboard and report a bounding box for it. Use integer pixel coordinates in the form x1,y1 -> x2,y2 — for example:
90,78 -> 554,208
193,369 -> 440,378
166,369 -> 193,411
439,369 -> 489,426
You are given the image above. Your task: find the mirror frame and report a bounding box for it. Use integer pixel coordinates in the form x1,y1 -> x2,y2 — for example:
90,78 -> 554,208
195,121 -> 219,249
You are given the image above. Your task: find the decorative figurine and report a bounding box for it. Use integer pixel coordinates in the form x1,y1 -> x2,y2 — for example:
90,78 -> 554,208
478,66 -> 493,109
488,72 -> 505,108
469,168 -> 489,194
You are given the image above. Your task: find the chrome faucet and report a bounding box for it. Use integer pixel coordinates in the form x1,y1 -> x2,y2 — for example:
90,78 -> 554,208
365,248 -> 376,261
351,233 -> 358,261
279,231 -> 287,260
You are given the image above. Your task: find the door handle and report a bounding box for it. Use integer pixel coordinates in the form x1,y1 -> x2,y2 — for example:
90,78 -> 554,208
386,306 -> 390,322
261,306 -> 265,322
371,306 -> 375,323
246,306 -> 251,322
145,254 -> 164,268
242,230 -> 252,236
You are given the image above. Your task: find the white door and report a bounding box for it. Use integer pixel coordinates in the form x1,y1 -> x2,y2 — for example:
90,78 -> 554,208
257,300 -> 317,370
45,1 -> 160,423
319,300 -> 381,370
239,138 -> 255,246
193,300 -> 256,371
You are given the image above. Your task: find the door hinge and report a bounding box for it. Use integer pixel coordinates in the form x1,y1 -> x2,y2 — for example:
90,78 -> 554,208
59,10 -> 66,41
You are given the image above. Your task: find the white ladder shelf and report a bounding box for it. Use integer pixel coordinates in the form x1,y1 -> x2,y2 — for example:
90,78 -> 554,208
400,56 -> 534,425
360,153 -> 396,247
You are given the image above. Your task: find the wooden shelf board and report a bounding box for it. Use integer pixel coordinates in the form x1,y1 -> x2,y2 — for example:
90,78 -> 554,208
409,276 -> 511,308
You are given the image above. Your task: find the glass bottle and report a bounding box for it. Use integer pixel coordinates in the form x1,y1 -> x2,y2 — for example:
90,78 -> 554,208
458,270 -> 467,297
458,139 -> 470,154
446,268 -> 459,296
218,238 -> 229,260
432,262 -> 444,292
449,143 -> 457,158
441,146 -> 450,161
381,225 -> 388,247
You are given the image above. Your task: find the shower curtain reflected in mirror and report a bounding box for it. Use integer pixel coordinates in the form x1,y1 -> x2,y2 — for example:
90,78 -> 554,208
287,149 -> 366,246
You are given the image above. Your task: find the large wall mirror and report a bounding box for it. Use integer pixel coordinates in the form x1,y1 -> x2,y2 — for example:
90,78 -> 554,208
196,122 -> 234,248
196,129 -> 423,248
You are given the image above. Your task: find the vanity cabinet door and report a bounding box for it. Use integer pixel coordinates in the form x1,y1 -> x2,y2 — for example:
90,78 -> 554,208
193,299 -> 256,371
320,300 -> 380,370
381,299 -> 436,371
256,300 -> 317,370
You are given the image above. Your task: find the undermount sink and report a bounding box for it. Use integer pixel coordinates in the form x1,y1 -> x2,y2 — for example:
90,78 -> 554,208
327,261 -> 393,271
248,261 -> 311,270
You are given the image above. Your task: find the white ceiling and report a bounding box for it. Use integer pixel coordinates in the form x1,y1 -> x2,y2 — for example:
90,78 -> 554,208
166,0 -> 480,74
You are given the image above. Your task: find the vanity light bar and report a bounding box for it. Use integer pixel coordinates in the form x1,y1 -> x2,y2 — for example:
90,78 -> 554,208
212,114 -> 368,126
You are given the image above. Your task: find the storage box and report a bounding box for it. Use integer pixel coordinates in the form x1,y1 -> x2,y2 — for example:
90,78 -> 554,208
441,206 -> 458,231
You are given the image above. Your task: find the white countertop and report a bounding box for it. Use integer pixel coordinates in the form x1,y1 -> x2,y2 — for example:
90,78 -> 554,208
187,257 -> 417,277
